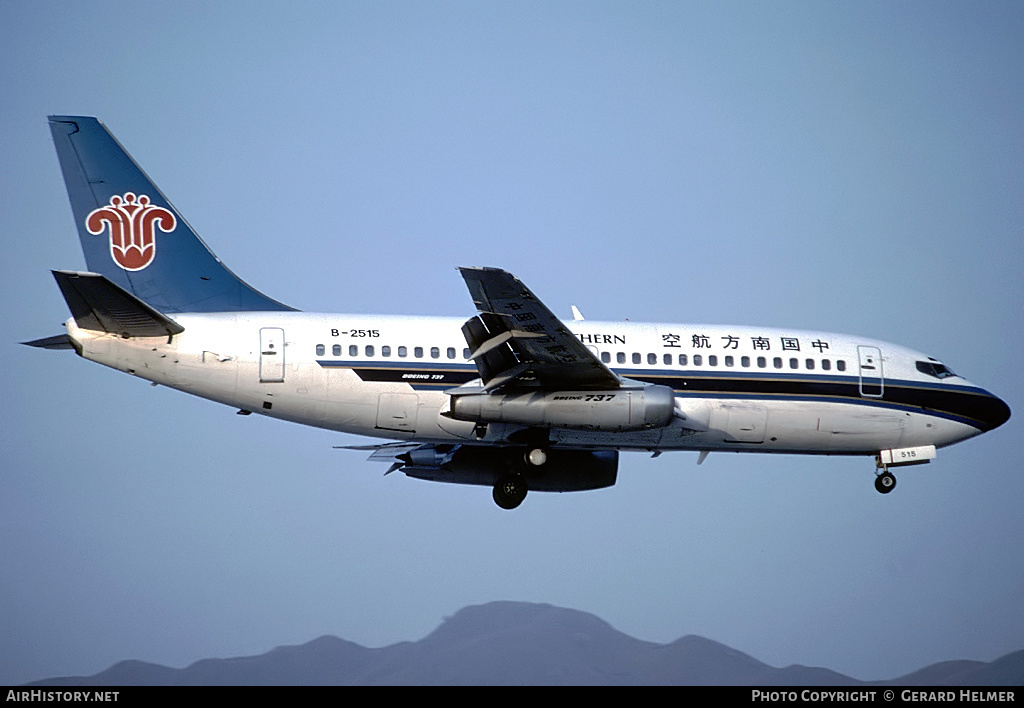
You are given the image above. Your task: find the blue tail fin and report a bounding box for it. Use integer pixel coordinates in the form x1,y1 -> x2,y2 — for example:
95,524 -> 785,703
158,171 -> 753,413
48,116 -> 294,313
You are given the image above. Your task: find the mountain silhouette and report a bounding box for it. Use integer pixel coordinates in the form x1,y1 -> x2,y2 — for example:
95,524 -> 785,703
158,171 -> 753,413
27,601 -> 1022,685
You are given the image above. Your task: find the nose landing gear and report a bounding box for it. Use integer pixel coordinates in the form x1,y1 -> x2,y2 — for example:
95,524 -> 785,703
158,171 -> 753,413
872,445 -> 935,494
874,470 -> 897,494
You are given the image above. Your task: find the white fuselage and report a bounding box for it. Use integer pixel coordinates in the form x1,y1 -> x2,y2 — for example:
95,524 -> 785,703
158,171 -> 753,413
65,311 -> 995,457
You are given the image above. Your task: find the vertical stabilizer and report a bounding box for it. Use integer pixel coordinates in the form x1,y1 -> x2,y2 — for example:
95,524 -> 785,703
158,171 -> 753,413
48,116 -> 294,313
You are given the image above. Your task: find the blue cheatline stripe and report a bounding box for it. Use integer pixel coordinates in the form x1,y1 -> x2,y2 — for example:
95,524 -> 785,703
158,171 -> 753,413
314,360 -> 1005,431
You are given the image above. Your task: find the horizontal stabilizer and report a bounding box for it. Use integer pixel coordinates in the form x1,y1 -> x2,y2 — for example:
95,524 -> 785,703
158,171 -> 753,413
52,270 -> 185,338
22,334 -> 75,349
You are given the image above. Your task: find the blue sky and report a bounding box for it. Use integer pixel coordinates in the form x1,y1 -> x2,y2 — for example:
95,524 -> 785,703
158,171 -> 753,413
2,1 -> 1022,684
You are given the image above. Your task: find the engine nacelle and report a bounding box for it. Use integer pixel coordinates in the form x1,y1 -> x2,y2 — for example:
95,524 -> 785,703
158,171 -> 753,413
446,384 -> 676,432
399,445 -> 618,492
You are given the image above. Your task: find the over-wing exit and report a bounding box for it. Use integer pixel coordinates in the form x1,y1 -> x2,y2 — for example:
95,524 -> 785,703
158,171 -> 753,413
27,117 -> 1010,509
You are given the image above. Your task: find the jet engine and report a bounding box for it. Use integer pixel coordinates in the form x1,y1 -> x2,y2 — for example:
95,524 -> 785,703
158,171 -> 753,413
445,384 -> 675,432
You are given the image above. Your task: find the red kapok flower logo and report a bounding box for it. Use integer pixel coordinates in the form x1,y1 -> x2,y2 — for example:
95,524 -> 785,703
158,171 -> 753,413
85,193 -> 176,271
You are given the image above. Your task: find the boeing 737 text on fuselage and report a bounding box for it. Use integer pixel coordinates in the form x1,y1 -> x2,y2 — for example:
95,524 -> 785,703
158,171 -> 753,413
26,117 -> 1011,509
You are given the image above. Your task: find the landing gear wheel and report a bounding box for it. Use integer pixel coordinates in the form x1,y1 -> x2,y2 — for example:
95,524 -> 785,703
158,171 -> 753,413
493,473 -> 528,510
875,471 -> 897,494
525,448 -> 548,467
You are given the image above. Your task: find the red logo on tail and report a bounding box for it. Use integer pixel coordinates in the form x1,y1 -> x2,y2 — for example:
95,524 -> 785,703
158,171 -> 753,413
86,193 -> 176,271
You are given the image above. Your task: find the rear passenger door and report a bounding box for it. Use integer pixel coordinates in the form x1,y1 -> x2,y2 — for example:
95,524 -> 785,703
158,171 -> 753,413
259,327 -> 285,382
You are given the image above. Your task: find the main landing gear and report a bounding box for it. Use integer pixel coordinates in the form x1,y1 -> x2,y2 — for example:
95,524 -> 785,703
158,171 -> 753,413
491,447 -> 548,510
493,473 -> 528,509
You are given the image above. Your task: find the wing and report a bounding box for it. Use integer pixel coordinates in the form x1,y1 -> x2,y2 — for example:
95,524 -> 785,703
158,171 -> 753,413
457,267 -> 621,391
334,441 -> 425,475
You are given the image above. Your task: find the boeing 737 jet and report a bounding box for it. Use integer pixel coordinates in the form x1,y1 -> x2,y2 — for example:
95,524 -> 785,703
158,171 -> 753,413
27,116 -> 1011,508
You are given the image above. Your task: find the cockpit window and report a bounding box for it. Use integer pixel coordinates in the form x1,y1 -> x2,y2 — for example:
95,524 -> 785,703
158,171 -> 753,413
916,360 -> 957,379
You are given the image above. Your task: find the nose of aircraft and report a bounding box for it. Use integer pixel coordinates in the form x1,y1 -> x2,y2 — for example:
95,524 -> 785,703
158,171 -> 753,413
973,389 -> 1011,432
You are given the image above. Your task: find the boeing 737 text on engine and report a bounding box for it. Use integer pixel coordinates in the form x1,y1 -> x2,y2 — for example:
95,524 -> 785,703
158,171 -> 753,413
26,117 -> 1010,509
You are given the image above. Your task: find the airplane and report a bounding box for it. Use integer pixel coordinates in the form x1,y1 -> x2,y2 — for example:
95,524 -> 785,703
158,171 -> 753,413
26,116 -> 1011,509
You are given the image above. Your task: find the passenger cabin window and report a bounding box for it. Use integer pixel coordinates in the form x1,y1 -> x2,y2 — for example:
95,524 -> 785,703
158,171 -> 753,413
821,359 -> 831,371
349,344 -> 358,356
333,344 -> 342,356
708,355 -> 718,366
917,360 -> 957,379
447,347 -> 456,359
805,358 -> 815,370
315,344 -> 325,356
414,347 -> 423,358
382,346 -> 392,357
617,352 -> 626,364
398,346 -> 407,358
647,353 -> 657,365
678,354 -> 688,366
431,347 -> 440,359
365,345 -> 374,357
602,352 -> 611,364
663,353 -> 672,365
741,356 -> 750,368
774,357 -> 783,369
632,353 -> 641,364
693,354 -> 703,366
757,356 -> 767,368
837,360 -> 846,372
463,348 -> 471,360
